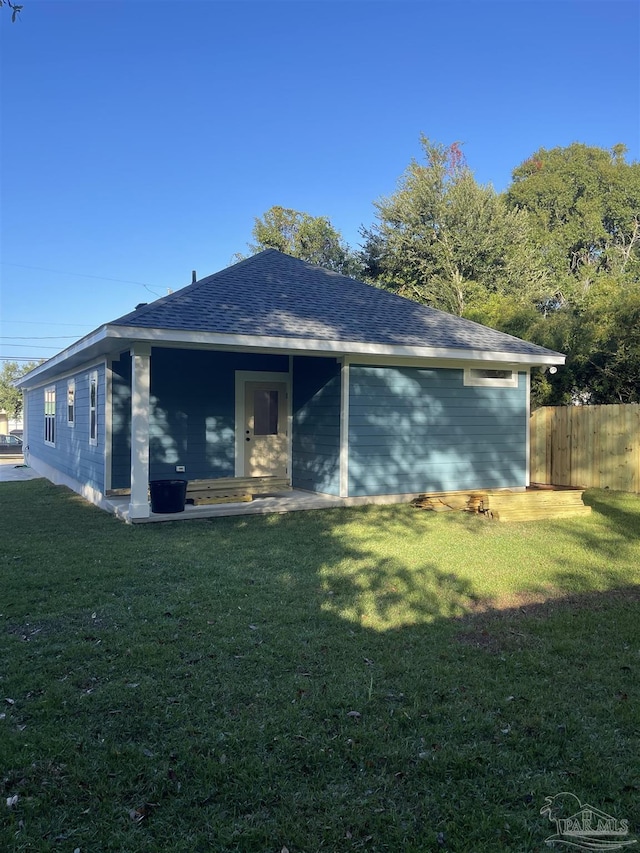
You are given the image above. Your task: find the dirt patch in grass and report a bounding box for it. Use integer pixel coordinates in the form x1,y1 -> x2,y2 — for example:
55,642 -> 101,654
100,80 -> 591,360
455,585 -> 640,652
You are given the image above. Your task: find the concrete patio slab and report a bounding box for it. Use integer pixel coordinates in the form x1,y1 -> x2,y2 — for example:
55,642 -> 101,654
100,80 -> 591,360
105,489 -> 349,523
0,459 -> 43,482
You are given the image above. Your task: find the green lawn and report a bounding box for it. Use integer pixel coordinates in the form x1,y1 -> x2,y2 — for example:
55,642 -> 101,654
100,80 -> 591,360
1,481 -> 639,852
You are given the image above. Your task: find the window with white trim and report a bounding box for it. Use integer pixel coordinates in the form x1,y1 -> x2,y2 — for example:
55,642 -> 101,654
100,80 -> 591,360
89,371 -> 98,445
463,367 -> 518,388
67,379 -> 75,426
44,386 -> 56,445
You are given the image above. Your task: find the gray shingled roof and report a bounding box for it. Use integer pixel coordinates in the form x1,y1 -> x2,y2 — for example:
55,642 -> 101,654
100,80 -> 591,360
110,249 -> 562,358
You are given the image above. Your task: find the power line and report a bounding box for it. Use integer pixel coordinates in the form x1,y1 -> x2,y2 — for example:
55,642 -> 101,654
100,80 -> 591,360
0,343 -> 61,349
0,336 -> 79,340
0,357 -> 46,362
1,261 -> 158,288
1,320 -> 93,328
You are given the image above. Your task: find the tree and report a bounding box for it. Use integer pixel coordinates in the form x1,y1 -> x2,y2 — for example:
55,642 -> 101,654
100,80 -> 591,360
361,136 -> 549,316
0,0 -> 23,22
0,361 -> 37,419
506,143 -> 640,301
249,206 -> 362,276
571,277 -> 640,403
503,143 -> 640,404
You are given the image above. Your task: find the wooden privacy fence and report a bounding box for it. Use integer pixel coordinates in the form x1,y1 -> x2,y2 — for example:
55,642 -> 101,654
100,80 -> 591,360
530,404 -> 640,492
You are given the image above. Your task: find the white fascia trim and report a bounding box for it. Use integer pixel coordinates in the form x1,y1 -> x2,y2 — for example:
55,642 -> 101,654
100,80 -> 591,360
343,355 -> 534,372
15,355 -> 110,393
107,325 -> 565,366
13,322 -> 564,390
14,326 -> 111,388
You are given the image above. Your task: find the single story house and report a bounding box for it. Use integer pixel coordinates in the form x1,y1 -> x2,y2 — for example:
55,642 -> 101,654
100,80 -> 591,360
15,249 -> 564,520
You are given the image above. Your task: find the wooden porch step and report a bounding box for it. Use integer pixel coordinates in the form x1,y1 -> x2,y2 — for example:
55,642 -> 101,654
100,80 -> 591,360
411,487 -> 591,522
106,476 -> 292,505
190,492 -> 253,506
489,505 -> 592,522
486,490 -> 586,508
186,476 -> 291,496
484,488 -> 591,522
187,476 -> 291,507
411,491 -> 486,513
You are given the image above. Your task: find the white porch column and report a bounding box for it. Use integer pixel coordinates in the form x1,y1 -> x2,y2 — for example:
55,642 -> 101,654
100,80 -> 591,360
339,358 -> 350,498
22,390 -> 29,466
129,343 -> 151,519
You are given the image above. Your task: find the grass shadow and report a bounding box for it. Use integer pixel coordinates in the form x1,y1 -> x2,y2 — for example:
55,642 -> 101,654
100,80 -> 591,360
1,481 -> 640,852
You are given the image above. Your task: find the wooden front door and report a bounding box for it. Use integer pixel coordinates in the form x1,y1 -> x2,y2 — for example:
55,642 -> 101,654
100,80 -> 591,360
243,381 -> 288,477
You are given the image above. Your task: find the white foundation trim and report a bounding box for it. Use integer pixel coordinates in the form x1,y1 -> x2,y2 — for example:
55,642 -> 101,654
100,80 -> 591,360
24,454 -> 112,512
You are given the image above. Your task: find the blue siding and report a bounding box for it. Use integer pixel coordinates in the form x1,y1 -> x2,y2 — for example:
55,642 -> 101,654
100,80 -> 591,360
291,356 -> 341,495
348,366 -> 527,497
110,348 -> 290,485
25,365 -> 106,492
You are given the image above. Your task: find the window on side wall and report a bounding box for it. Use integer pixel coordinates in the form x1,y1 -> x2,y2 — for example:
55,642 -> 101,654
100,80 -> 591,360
89,371 -> 98,445
67,379 -> 75,427
463,367 -> 518,388
44,386 -> 56,446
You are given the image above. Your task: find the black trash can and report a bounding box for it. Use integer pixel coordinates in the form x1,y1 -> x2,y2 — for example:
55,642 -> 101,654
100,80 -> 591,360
149,479 -> 187,514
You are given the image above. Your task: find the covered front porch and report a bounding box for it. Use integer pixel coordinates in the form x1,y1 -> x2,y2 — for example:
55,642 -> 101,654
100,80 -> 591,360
103,483 -> 592,524
104,473 -> 437,522
105,487 -> 346,523
113,345 -> 343,520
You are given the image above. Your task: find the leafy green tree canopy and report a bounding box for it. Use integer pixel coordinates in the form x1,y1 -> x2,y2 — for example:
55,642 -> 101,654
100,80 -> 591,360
507,143 -> 640,297
0,361 -> 38,419
362,135 -> 549,316
498,143 -> 640,405
249,205 -> 361,276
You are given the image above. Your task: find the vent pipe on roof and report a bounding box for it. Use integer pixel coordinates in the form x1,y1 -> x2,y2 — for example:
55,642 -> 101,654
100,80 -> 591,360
135,302 -> 147,310
191,270 -> 197,284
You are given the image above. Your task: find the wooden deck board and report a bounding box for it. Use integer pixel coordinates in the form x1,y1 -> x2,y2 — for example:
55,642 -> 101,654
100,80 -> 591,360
412,487 -> 591,522
107,475 -> 292,500
190,493 -> 252,506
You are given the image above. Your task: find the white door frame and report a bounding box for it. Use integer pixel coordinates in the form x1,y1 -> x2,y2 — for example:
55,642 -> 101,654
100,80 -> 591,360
234,370 -> 291,477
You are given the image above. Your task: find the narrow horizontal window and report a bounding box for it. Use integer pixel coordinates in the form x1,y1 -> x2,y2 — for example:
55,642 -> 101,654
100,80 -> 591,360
463,367 -> 518,388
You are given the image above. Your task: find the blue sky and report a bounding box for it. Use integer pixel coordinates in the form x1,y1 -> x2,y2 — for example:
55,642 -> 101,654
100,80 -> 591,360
1,0 -> 639,364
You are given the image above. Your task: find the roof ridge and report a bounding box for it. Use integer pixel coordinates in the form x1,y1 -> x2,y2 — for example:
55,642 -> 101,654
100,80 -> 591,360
106,248 -> 563,360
